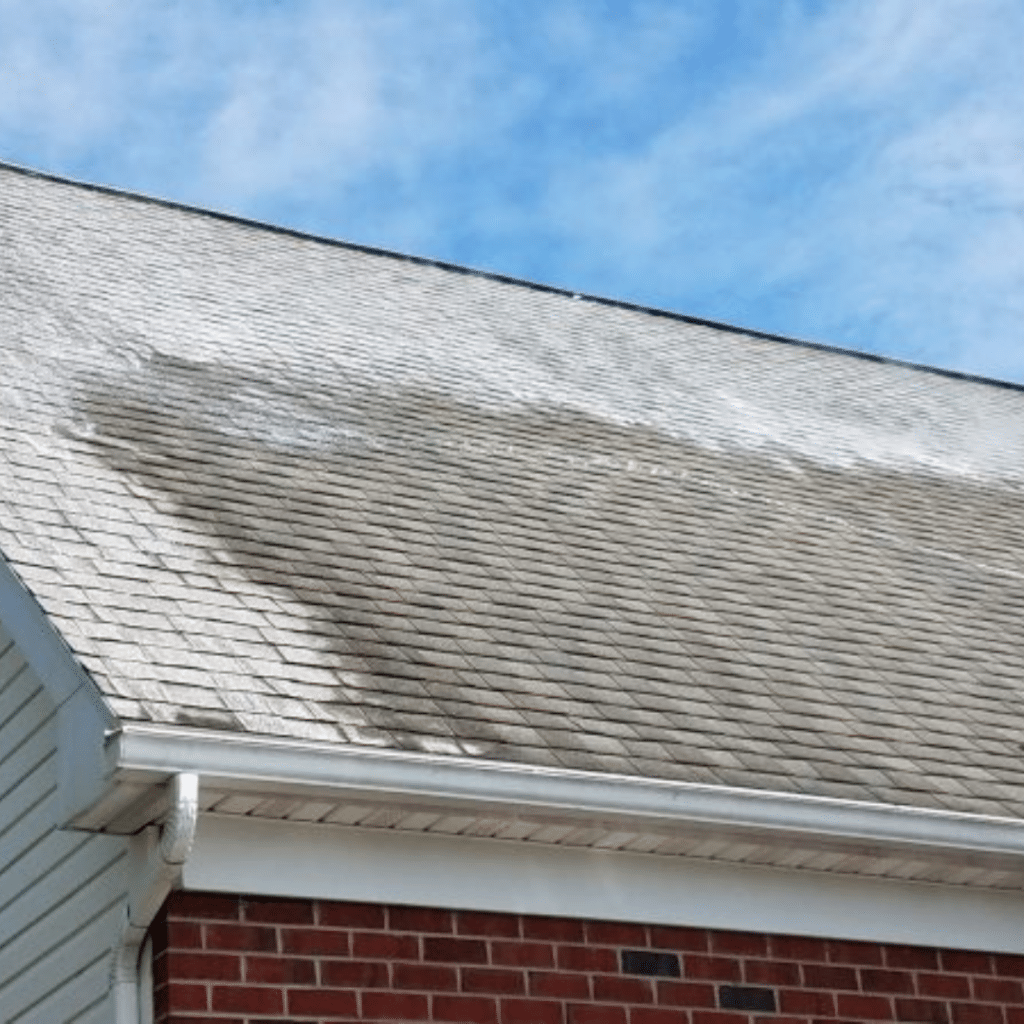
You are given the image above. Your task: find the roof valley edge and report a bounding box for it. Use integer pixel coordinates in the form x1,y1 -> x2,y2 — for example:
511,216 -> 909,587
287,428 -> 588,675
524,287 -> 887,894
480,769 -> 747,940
2,158 -> 1024,824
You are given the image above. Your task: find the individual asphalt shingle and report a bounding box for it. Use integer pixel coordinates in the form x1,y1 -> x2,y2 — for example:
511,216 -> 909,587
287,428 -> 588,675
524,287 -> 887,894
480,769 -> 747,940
3,163 -> 1024,817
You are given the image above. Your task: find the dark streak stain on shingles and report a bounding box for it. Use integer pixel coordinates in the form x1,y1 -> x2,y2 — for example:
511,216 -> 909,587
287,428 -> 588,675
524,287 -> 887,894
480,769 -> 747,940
71,350 -> 1024,802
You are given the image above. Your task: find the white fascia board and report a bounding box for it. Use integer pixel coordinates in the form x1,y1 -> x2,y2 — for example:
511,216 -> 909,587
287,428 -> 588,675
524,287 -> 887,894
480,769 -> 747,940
113,722 -> 1024,870
0,551 -> 117,824
186,813 -> 1024,955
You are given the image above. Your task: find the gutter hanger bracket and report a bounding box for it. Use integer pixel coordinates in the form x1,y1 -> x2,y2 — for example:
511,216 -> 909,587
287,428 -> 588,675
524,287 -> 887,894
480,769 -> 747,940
112,773 -> 199,1024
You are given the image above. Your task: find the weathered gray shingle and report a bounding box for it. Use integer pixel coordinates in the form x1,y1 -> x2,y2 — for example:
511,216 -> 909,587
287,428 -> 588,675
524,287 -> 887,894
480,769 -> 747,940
2,163 -> 1024,815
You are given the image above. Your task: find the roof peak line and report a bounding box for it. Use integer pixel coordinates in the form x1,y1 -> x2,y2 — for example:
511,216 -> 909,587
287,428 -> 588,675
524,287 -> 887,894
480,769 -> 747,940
3,157 -> 1021,397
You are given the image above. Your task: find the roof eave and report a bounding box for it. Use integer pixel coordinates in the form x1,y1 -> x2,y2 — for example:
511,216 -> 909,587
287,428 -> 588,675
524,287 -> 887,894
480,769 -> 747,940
84,722 -> 1024,882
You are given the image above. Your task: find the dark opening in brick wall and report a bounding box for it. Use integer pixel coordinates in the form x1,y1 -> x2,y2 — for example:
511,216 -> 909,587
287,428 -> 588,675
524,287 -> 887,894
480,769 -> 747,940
719,984 -> 778,1012
620,950 -> 681,978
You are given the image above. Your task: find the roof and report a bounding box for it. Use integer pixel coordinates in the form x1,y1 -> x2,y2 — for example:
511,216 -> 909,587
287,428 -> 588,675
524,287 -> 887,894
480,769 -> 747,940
2,161 -> 1024,822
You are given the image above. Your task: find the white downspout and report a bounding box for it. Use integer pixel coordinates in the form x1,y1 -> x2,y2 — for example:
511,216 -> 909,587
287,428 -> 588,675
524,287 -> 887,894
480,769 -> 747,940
112,773 -> 199,1024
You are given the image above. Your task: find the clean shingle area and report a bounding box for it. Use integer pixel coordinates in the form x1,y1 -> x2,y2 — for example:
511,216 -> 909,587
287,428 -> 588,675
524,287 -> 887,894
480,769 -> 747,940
2,163 -> 1024,817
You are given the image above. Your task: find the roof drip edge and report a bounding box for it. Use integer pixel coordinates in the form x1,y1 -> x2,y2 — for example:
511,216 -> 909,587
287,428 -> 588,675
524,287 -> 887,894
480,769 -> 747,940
109,723 -> 1024,868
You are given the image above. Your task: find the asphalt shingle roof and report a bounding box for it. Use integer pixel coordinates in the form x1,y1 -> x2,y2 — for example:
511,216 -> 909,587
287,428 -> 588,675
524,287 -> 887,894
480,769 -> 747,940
3,163 -> 1024,818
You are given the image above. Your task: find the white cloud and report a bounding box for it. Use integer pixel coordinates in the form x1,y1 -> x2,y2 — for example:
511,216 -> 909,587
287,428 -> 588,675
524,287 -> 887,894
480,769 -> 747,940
0,0 -> 1020,380
191,3 -> 486,204
535,0 -> 1024,379
0,0 -> 136,151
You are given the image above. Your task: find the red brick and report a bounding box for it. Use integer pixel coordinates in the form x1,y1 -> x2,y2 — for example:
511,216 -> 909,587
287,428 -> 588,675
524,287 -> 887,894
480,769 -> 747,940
153,952 -> 169,990
530,970 -> 591,999
861,969 -> 915,994
288,987 -> 359,1016
974,977 -> 1023,1002
280,926 -> 350,956
918,973 -> 972,999
690,1012 -> 748,1024
211,986 -> 284,1014
162,1017 -> 242,1024
458,911 -> 522,937
203,923 -> 277,952
559,945 -> 619,973
501,997 -> 565,1024
242,897 -> 315,925
164,982 -> 208,1012
586,921 -> 648,947
244,954 -> 315,985
159,904 -> 1024,1024
649,927 -> 708,953
895,997 -> 951,1023
886,945 -> 940,970
425,936 -> 489,964
390,905 -> 454,933
354,930 -> 420,959
321,958 -> 391,987
770,934 -> 828,961
524,917 -> 587,942
568,1005 -> 627,1024
655,980 -> 716,1008
942,951 -> 994,974
167,921 -> 203,950
836,993 -> 895,1020
169,893 -> 240,921
153,985 -> 167,1023
779,989 -> 836,1016
593,976 -> 654,1003
318,900 -> 386,929
829,939 -> 885,965
710,931 -> 768,957
166,952 -> 240,982
462,968 -> 527,995
395,963 -> 460,991
802,963 -> 858,990
361,991 -> 430,1020
951,1005 -> 1005,1024
995,955 -> 1024,979
682,955 -> 741,983
434,994 -> 500,1023
492,940 -> 556,968
630,1010 -> 688,1024
743,958 -> 800,986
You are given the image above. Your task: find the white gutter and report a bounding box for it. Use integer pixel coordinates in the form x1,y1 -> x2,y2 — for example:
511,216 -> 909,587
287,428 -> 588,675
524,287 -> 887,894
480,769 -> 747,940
111,723 -> 1024,871
112,773 -> 198,1024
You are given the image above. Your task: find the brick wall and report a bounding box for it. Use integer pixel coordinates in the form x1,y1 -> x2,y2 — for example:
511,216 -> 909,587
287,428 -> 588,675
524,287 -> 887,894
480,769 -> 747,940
151,892 -> 1024,1024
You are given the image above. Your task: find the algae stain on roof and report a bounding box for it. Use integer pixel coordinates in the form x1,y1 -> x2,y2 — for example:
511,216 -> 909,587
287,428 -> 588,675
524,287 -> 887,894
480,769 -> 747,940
65,341 -> 1024,813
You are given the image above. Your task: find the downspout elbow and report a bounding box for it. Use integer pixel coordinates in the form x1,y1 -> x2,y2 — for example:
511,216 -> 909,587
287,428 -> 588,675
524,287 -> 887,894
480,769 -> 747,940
113,773 -> 199,1024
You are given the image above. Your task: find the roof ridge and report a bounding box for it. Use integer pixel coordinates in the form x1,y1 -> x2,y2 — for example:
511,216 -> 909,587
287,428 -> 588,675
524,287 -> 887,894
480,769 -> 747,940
3,157 -> 1021,396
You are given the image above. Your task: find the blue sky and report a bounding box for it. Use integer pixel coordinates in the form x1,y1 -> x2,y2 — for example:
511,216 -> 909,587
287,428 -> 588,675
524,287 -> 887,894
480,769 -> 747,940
2,0 -> 1023,382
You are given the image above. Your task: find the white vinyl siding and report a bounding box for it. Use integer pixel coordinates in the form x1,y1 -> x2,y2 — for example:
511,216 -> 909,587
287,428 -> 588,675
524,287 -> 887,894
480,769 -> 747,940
0,621 -> 127,1024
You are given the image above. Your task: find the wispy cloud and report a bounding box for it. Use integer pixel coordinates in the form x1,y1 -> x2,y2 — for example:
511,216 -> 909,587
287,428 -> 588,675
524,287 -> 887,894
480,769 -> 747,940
0,0 -> 1020,380
192,2 -> 492,205
0,0 -> 137,151
537,0 -> 1024,377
